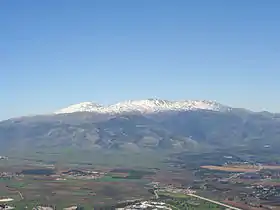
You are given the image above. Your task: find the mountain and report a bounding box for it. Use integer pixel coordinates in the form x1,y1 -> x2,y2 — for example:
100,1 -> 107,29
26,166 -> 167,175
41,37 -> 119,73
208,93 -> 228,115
54,99 -> 231,114
1,99 -> 280,152
55,102 -> 103,114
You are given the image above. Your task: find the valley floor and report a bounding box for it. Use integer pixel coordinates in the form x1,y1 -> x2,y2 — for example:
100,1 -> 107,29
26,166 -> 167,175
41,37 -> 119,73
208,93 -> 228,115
1,148 -> 280,209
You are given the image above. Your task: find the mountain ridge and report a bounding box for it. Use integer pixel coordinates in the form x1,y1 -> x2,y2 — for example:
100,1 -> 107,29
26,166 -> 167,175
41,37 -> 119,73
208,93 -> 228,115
54,99 -> 232,115
1,99 -> 280,152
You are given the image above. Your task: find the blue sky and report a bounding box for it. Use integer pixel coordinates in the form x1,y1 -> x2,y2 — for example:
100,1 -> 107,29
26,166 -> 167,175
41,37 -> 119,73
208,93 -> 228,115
1,0 -> 280,119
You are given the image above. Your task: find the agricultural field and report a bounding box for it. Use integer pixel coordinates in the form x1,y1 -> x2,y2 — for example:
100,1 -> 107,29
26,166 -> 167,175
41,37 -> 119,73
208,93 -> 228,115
2,148 -> 280,209
157,192 -> 225,210
0,160 -> 159,209
0,174 -> 153,209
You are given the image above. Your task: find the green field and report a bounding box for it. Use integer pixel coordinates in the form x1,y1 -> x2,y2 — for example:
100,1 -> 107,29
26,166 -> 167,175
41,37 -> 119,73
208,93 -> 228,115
158,191 -> 225,210
2,149 -> 169,169
96,175 -> 148,183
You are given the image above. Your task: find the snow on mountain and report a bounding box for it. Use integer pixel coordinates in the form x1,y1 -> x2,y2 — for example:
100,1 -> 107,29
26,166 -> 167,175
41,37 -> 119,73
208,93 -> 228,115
54,102 -> 103,114
54,99 -> 231,115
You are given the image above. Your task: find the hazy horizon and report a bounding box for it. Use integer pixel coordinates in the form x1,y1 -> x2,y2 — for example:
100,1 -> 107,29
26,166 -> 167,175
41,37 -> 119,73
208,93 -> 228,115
1,0 -> 280,120
2,97 -> 278,121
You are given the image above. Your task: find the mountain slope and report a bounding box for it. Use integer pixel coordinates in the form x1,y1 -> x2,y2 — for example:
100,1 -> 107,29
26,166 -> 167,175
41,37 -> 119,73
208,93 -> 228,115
1,107 -> 280,152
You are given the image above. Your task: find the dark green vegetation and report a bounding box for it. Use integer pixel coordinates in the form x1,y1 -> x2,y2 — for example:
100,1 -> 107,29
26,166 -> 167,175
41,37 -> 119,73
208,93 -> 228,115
1,109 -> 280,152
110,168 -> 156,179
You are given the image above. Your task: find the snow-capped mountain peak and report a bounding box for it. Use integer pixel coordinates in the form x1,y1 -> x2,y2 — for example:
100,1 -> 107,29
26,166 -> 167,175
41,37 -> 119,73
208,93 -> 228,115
54,102 -> 102,114
54,99 -> 231,115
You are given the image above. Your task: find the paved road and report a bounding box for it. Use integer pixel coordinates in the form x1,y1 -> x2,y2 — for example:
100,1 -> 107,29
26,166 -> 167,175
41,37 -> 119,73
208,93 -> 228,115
188,194 -> 242,210
154,190 -> 159,199
17,191 -> 24,200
